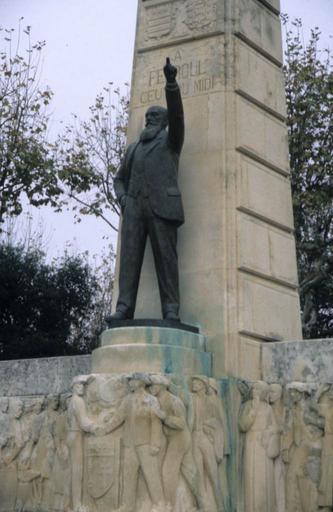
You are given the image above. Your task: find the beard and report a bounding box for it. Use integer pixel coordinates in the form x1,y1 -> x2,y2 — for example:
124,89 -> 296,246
140,125 -> 163,142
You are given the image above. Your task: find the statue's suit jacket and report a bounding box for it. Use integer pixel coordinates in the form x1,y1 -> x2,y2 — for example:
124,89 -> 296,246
114,82 -> 185,226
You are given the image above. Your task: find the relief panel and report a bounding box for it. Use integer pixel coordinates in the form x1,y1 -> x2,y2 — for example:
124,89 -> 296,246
137,0 -> 225,50
0,374 -> 230,512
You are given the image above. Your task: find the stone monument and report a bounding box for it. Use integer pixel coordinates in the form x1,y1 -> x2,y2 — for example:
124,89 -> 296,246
112,0 -> 302,378
0,1 -> 332,512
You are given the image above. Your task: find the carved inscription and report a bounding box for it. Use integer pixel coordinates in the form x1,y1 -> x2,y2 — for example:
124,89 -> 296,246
138,49 -> 224,106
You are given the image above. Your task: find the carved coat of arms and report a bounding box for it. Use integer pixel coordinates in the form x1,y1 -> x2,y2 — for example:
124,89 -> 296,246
86,436 -> 119,500
145,3 -> 175,40
184,0 -> 217,31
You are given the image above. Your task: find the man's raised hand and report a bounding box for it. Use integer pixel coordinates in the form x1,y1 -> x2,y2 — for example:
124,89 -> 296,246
163,57 -> 177,83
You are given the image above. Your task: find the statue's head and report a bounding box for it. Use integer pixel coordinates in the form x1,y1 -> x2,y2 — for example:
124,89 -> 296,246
269,383 -> 283,404
145,106 -> 168,129
149,374 -> 170,396
192,376 -> 208,393
286,382 -> 310,404
252,381 -> 269,401
128,372 -> 150,393
47,394 -> 60,411
72,375 -> 89,396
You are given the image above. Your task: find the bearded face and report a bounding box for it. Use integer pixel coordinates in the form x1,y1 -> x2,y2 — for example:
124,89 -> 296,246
140,106 -> 167,142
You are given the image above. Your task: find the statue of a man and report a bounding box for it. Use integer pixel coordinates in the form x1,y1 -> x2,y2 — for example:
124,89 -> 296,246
111,58 -> 184,322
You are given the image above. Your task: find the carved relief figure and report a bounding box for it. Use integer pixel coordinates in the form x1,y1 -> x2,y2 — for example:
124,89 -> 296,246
283,382 -> 313,512
206,379 -> 230,462
239,381 -> 278,512
314,384 -> 333,511
67,376 -> 99,512
206,379 -> 230,510
0,397 -> 9,442
14,398 -> 43,511
191,376 -> 225,512
6,399 -> 28,512
0,397 -> 14,512
269,383 -> 286,512
52,394 -> 70,511
298,422 -> 323,512
37,394 -> 60,510
149,374 -> 203,510
103,373 -> 166,512
28,398 -> 51,510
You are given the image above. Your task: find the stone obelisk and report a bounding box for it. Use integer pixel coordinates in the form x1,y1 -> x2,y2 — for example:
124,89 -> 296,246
113,0 -> 302,378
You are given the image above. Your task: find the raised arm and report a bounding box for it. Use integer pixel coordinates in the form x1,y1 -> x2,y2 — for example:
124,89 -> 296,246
164,58 -> 184,155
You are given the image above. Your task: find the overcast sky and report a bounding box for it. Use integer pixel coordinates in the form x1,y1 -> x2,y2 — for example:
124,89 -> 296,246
0,0 -> 332,260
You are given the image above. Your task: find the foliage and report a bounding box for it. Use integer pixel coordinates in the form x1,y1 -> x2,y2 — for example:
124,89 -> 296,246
0,241 -> 113,360
68,244 -> 115,353
283,16 -> 333,338
0,22 -> 61,229
54,85 -> 129,232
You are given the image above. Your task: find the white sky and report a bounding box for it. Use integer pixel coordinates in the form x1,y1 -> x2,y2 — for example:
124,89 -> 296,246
0,0 -> 332,260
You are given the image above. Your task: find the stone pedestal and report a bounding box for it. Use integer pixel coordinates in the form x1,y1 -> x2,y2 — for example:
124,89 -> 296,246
92,326 -> 212,375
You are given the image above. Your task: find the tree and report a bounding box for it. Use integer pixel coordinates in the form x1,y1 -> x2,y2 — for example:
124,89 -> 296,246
283,17 -> 333,338
55,85 -> 129,232
68,244 -> 115,352
0,241 -> 112,360
0,22 -> 61,230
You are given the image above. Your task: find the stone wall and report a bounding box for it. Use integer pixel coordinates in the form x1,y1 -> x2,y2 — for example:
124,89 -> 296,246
262,338 -> 333,384
0,355 -> 91,396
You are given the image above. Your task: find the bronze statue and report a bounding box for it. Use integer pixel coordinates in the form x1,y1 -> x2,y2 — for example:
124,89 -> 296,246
111,58 -> 184,321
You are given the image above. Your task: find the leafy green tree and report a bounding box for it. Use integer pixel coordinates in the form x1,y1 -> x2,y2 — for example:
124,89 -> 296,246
0,22 -> 60,230
55,85 -> 129,232
0,242 -> 105,359
67,244 -> 115,352
283,17 -> 333,338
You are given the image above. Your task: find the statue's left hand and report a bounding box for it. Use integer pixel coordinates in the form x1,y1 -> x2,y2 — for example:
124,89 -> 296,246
164,57 -> 177,83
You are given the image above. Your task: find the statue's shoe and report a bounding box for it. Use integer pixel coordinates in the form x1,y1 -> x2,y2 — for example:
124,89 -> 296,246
164,312 -> 180,322
105,311 -> 132,322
